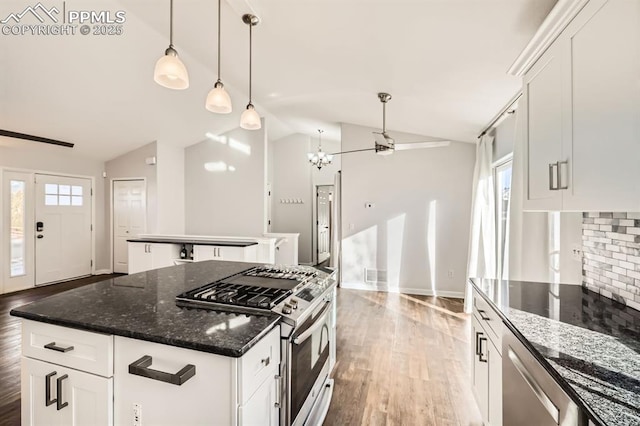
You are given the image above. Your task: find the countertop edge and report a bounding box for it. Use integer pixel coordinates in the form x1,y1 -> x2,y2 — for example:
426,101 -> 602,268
10,309 -> 280,358
126,238 -> 259,247
468,279 -> 606,426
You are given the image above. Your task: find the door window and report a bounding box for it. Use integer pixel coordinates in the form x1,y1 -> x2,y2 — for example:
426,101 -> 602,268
10,180 -> 26,277
44,184 -> 83,206
494,160 -> 512,279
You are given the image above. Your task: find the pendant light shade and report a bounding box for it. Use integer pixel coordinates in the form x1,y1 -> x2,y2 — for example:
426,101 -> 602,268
154,0 -> 189,90
205,0 -> 232,113
308,129 -> 333,169
241,14 -> 261,130
240,104 -> 261,130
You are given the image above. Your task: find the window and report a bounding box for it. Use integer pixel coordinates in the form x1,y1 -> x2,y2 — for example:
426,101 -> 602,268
494,158 -> 512,279
10,180 -> 26,277
45,184 -> 83,206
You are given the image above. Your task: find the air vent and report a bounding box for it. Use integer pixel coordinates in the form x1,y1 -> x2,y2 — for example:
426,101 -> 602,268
364,268 -> 387,284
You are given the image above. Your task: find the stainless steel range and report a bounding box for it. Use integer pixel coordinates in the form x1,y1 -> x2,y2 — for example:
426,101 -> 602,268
176,265 -> 337,426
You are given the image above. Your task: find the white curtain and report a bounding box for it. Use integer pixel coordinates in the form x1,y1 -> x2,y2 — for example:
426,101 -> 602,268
465,134 -> 496,312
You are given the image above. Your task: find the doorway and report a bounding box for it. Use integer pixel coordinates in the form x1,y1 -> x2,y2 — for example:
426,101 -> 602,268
316,185 -> 333,266
112,179 -> 146,273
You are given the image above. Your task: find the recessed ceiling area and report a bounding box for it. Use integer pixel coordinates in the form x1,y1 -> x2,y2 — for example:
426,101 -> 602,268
0,0 -> 556,160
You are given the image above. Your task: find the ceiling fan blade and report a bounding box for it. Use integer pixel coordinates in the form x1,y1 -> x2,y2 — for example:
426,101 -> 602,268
394,141 -> 451,150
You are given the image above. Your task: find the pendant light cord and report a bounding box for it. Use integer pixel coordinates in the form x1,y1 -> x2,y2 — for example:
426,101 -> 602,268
169,0 -> 174,47
318,129 -> 323,150
217,0 -> 221,81
248,22 -> 253,104
382,101 -> 386,133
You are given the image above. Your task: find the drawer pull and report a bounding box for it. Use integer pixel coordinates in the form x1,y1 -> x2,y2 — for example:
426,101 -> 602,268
45,371 -> 57,407
261,356 -> 270,367
128,355 -> 196,386
274,374 -> 282,408
45,342 -> 75,353
508,348 -> 560,424
478,310 -> 491,321
56,374 -> 68,410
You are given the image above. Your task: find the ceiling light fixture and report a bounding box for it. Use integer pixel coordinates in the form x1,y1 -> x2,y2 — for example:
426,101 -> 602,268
240,14 -> 261,130
154,0 -> 189,90
205,0 -> 232,113
308,129 -> 333,170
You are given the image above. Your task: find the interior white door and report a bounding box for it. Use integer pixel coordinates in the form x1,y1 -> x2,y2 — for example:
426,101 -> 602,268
112,180 -> 146,273
316,186 -> 333,264
35,174 -> 92,285
2,170 -> 35,293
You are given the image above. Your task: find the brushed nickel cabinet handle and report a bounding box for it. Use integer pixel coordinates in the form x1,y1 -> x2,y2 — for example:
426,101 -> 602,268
557,160 -> 568,190
548,163 -> 558,190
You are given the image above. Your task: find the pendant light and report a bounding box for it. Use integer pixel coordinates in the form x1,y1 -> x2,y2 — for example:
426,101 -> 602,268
240,14 -> 261,130
308,130 -> 333,170
205,0 -> 232,113
154,0 -> 189,90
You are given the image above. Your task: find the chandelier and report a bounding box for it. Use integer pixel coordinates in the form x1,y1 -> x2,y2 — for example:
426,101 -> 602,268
308,129 -> 333,170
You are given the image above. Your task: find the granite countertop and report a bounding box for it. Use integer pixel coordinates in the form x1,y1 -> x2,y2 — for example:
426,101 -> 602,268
470,278 -> 640,426
11,261 -> 280,357
127,238 -> 258,247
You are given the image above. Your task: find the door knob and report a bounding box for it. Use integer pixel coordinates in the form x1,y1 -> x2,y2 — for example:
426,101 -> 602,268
37,235 -> 44,239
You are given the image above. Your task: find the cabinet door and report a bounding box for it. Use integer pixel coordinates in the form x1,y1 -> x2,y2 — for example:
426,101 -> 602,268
193,245 -> 224,261
522,42 -> 564,211
562,0 -> 640,211
471,316 -> 489,421
128,243 -> 152,274
21,357 -> 113,426
239,373 -> 279,426
150,243 -> 180,269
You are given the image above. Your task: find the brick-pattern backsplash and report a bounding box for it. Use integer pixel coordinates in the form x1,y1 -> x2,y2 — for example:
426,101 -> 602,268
582,212 -> 640,311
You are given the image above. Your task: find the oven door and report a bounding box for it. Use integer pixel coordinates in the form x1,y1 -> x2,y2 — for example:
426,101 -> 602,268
289,299 -> 332,426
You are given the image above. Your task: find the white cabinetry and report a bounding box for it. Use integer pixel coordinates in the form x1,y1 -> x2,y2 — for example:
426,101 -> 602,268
20,320 -> 113,426
523,0 -> 640,211
471,290 -> 502,426
127,242 -> 180,274
193,244 -> 257,263
114,326 -> 281,426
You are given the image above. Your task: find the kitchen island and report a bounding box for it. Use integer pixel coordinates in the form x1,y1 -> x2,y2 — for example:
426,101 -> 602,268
11,261 -> 283,425
470,278 -> 640,426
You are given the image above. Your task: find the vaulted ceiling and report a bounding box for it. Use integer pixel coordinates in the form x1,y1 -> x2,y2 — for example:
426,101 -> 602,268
0,0 -> 556,160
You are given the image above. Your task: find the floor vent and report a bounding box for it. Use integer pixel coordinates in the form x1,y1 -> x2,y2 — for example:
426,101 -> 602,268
365,268 -> 388,284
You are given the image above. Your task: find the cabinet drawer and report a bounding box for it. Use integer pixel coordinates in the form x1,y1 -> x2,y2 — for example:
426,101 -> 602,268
22,320 -> 113,377
473,293 -> 502,353
238,326 -> 280,404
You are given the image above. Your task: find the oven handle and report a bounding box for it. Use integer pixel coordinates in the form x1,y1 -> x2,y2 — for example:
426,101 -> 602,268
293,301 -> 332,345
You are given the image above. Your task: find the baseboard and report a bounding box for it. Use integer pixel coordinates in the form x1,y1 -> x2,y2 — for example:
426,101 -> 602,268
340,281 -> 464,299
94,269 -> 113,275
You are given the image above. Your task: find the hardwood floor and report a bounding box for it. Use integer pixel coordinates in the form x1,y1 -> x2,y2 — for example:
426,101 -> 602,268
0,274 -> 121,426
324,289 -> 482,426
0,279 -> 481,426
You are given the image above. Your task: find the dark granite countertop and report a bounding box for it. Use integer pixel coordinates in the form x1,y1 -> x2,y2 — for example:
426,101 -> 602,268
470,278 -> 640,426
127,238 -> 258,247
11,261 -> 280,357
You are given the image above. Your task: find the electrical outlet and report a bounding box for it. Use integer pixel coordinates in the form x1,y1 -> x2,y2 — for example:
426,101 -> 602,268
571,244 -> 583,261
447,269 -> 454,279
133,403 -> 142,426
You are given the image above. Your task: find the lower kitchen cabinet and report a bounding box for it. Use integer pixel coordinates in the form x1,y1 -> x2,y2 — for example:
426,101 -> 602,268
193,244 -> 257,263
21,357 -> 113,426
114,327 -> 281,426
471,291 -> 502,426
128,242 -> 180,274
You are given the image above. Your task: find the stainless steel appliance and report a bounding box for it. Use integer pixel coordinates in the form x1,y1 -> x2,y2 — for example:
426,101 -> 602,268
176,265 -> 337,426
503,328 -> 586,426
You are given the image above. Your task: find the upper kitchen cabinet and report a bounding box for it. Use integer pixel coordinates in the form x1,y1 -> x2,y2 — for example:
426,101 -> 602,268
520,0 -> 640,211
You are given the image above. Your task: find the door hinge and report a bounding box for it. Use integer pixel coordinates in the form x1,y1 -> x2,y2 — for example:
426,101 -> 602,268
268,220 -> 271,225
90,224 -> 93,231
90,260 -> 93,267
90,188 -> 93,196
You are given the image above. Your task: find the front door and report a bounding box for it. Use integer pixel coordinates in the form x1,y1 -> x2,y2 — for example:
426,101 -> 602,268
35,174 -> 92,285
316,186 -> 333,264
112,179 -> 146,273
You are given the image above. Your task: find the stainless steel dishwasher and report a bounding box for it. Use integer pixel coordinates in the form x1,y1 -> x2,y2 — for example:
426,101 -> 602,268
503,328 -> 587,426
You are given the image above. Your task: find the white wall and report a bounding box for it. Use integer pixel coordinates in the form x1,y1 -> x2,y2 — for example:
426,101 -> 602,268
184,123 -> 267,236
0,139 -> 109,271
156,142 -> 185,234
340,123 -> 475,297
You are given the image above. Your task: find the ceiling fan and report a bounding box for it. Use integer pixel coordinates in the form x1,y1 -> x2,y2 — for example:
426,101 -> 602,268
338,92 -> 451,156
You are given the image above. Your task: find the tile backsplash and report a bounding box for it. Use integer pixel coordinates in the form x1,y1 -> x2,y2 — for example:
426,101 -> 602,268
582,212 -> 640,311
